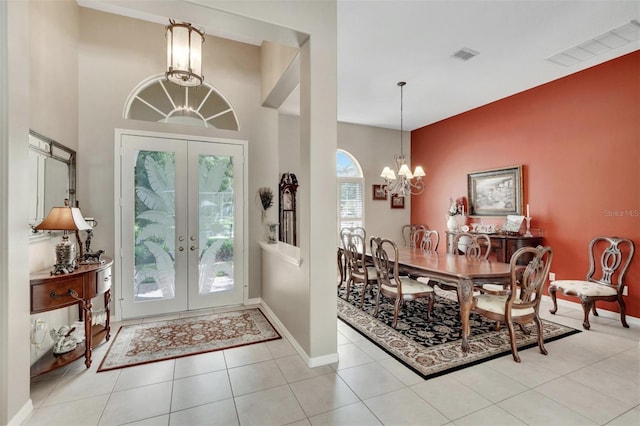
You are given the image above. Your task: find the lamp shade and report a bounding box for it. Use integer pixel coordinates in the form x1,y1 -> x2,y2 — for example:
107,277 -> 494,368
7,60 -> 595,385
35,207 -> 92,231
380,167 -> 396,180
166,20 -> 204,87
398,163 -> 413,178
413,166 -> 426,177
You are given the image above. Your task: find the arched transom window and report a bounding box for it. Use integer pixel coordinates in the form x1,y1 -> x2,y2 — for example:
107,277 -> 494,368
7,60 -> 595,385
124,75 -> 239,130
337,149 -> 364,233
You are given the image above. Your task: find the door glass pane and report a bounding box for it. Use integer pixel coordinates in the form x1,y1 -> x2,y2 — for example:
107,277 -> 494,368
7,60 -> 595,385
198,154 -> 234,295
134,150 -> 176,302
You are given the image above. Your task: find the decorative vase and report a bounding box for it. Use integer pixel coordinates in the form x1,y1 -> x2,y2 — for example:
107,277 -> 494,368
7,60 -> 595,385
447,215 -> 458,232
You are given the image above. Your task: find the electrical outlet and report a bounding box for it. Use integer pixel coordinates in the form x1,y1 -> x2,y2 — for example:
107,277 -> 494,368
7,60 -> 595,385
623,287 -> 628,296
548,272 -> 556,281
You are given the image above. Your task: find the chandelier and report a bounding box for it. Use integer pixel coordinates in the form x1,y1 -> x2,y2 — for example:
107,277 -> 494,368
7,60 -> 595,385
166,19 -> 204,87
380,81 -> 425,197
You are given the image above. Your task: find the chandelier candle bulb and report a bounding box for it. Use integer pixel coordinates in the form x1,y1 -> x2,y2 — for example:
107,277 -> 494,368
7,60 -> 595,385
527,204 -> 530,217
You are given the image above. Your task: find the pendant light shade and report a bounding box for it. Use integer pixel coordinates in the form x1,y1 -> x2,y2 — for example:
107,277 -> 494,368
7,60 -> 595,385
166,19 -> 204,87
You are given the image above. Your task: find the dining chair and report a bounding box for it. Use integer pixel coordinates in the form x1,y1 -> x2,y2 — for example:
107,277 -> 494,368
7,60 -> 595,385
472,245 -> 553,362
414,229 -> 440,252
343,232 -> 377,307
338,226 -> 368,289
548,236 -> 635,330
411,230 -> 441,284
453,232 -> 492,260
402,224 -> 427,248
453,231 -> 502,295
369,236 -> 434,328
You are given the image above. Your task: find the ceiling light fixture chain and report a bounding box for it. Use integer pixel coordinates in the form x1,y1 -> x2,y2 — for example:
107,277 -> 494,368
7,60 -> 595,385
380,81 -> 425,197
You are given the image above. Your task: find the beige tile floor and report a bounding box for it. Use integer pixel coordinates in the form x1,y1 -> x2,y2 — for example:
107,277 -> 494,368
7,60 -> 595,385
26,299 -> 640,426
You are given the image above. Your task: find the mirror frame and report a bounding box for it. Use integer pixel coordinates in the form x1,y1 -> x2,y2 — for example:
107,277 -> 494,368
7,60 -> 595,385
29,130 -> 76,239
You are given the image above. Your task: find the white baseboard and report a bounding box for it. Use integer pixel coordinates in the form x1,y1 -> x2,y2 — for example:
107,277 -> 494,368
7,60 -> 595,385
244,297 -> 262,306
308,352 -> 339,368
8,398 -> 33,426
259,301 -> 338,368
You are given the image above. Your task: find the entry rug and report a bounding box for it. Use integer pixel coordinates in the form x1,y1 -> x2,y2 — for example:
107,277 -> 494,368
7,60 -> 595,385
98,308 -> 281,372
337,287 -> 580,379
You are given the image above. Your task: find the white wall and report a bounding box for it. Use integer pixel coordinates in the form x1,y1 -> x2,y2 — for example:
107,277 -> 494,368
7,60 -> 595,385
278,117 -> 412,243
3,2 -> 339,421
76,7 -> 274,311
28,0 -> 81,365
2,1 -> 32,423
204,0 -> 338,360
339,122 -> 412,243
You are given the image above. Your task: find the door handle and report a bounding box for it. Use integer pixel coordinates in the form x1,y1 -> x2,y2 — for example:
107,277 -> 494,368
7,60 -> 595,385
190,246 -> 198,251
178,246 -> 184,252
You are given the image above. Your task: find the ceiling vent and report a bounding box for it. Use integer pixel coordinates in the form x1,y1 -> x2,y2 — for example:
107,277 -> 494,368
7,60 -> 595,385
452,47 -> 479,61
548,19 -> 640,67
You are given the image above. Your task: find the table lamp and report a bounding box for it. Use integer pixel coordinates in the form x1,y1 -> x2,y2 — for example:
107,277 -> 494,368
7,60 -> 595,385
35,203 -> 92,275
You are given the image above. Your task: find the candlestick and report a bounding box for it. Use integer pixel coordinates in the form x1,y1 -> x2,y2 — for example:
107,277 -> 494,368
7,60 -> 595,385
524,216 -> 532,237
526,204 -> 530,217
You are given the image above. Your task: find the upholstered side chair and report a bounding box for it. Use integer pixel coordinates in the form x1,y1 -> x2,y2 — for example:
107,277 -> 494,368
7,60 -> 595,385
338,226 -> 367,289
472,245 -> 553,362
549,236 -> 635,330
343,232 -> 377,307
370,236 -> 434,328
401,224 -> 427,248
453,232 -> 492,260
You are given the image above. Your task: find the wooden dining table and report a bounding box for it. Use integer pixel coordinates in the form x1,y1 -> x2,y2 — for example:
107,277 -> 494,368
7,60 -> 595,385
393,247 -> 512,352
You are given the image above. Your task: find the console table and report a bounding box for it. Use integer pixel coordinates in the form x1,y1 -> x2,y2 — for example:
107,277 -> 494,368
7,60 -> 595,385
445,232 -> 543,263
29,257 -> 112,377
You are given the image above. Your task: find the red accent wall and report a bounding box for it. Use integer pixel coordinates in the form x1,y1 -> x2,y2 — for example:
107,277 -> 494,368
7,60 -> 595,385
411,51 -> 640,318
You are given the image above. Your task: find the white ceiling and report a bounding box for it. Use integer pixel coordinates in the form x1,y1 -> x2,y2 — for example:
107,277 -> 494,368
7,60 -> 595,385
80,1 -> 639,131
336,0 -> 639,131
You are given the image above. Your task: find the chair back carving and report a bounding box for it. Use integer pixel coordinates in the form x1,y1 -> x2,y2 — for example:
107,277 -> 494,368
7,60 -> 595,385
473,245 -> 553,362
370,236 -> 400,291
586,237 -> 635,292
340,226 -> 366,251
339,226 -> 367,286
508,245 -> 553,313
454,232 -> 491,260
415,229 -> 439,252
548,236 -> 634,330
402,224 -> 426,248
345,233 -> 368,277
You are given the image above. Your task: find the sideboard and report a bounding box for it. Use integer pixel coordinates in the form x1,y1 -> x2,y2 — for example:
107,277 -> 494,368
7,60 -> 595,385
445,232 -> 543,263
29,258 -> 112,377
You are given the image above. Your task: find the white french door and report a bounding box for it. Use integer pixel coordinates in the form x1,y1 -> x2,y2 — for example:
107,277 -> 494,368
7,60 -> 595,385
118,133 -> 244,318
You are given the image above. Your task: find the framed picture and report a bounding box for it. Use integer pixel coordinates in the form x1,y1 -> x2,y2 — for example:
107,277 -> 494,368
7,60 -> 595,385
372,184 -> 387,200
467,165 -> 523,216
390,194 -> 405,209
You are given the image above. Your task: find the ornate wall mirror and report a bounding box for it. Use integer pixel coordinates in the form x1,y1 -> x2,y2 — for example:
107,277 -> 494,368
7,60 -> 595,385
29,130 -> 76,239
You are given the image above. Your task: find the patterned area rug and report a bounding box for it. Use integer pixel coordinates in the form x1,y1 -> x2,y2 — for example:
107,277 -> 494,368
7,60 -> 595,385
98,308 -> 281,372
337,286 -> 579,379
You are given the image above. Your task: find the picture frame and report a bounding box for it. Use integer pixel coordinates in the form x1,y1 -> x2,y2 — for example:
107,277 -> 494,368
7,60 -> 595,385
372,184 -> 387,200
467,165 -> 523,216
390,194 -> 405,209
502,215 -> 526,233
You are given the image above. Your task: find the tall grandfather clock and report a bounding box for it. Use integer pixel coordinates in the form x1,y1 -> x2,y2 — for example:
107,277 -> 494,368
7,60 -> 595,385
279,172 -> 298,246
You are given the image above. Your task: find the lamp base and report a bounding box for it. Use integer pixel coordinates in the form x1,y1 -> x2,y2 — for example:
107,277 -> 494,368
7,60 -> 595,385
50,263 -> 76,275
51,238 -> 77,275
